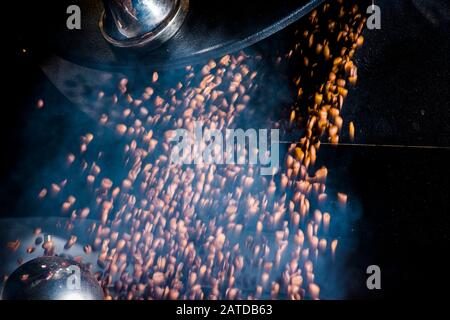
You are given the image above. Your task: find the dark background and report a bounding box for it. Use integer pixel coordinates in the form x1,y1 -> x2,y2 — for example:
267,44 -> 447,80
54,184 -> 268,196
1,0 -> 450,299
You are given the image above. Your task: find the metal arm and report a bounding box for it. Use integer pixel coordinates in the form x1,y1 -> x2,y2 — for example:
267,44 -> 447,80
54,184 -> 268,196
100,0 -> 189,48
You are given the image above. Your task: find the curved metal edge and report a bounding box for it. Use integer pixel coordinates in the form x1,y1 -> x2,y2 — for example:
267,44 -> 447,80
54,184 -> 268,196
73,0 -> 325,71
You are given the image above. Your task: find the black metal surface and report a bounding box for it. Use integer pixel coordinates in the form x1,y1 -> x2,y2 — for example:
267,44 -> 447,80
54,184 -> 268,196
17,0 -> 323,71
329,0 -> 450,298
345,0 -> 450,148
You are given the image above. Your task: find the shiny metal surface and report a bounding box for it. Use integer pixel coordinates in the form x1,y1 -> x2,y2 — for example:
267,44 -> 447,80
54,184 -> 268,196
100,0 -> 189,48
18,0 -> 324,70
1,256 -> 104,300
